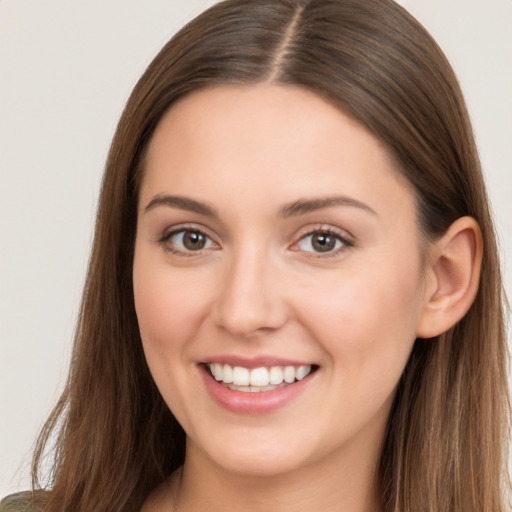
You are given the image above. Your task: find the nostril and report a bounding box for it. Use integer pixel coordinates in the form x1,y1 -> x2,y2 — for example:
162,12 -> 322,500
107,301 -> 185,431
213,294 -> 289,337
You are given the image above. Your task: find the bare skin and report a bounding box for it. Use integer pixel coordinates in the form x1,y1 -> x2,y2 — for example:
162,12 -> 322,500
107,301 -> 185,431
136,85 -> 482,512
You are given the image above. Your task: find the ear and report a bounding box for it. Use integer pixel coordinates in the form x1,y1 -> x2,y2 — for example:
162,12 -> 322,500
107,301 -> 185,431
416,216 -> 483,339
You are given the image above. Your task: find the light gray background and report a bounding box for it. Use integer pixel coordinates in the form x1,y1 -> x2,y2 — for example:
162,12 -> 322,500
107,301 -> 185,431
1,0 -> 511,497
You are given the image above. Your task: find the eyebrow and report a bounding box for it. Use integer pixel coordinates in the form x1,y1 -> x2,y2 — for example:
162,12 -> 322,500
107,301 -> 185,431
144,194 -> 219,218
280,196 -> 377,217
143,194 -> 377,218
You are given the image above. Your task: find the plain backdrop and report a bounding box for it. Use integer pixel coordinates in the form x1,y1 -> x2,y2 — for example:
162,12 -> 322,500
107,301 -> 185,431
1,0 -> 511,497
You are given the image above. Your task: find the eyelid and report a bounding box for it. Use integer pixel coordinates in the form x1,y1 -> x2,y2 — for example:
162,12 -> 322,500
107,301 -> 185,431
159,223 -> 221,254
289,225 -> 355,256
156,222 -> 354,257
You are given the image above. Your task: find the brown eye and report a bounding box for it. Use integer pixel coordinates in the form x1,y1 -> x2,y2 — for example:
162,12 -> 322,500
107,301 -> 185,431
167,229 -> 215,252
183,230 -> 207,250
311,233 -> 337,252
296,231 -> 346,254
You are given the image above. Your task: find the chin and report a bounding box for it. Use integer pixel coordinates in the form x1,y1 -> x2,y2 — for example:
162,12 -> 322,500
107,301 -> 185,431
214,451 -> 306,478
194,431 -> 319,478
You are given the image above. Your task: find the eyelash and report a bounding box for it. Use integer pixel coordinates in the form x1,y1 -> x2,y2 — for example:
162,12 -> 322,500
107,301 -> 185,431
291,227 -> 354,257
159,225 -> 218,256
158,225 -> 353,257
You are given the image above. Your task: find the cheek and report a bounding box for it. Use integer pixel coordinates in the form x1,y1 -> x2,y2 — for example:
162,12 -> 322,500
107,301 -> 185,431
295,253 -> 424,384
132,257 -> 216,419
132,256 -> 212,358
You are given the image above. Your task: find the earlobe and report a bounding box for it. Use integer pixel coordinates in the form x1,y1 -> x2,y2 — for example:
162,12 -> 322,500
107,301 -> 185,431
416,216 -> 483,339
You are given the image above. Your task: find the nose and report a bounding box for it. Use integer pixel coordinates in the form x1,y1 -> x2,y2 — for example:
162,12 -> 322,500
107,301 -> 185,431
212,246 -> 288,338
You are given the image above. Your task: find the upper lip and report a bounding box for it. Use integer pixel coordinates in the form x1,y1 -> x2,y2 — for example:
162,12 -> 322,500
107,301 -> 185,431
201,355 -> 315,369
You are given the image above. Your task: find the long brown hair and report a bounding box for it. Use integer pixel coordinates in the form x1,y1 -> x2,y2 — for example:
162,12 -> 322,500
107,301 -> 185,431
28,0 -> 509,510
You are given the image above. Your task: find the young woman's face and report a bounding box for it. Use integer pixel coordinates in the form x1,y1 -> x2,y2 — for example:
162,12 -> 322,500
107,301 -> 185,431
134,85 -> 429,477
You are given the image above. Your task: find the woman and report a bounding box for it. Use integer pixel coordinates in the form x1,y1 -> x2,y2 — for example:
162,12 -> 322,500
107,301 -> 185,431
1,0 -> 509,510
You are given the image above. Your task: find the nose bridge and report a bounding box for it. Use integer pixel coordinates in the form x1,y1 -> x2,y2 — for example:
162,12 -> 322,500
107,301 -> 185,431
213,240 -> 286,337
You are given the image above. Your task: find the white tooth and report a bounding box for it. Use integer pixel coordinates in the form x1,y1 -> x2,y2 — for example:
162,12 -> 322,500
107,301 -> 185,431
284,366 -> 295,383
296,365 -> 311,381
250,367 -> 270,387
233,366 -> 250,386
222,364 -> 233,384
269,366 -> 284,385
213,363 -> 223,381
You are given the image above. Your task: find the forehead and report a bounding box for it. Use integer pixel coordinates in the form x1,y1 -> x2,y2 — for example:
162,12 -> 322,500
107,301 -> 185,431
141,84 -> 416,223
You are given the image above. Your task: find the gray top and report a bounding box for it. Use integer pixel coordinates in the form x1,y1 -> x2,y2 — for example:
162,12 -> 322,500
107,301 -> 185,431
0,492 -> 40,512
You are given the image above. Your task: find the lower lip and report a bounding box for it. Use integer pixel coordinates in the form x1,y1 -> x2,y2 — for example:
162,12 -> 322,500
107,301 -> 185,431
199,365 -> 314,414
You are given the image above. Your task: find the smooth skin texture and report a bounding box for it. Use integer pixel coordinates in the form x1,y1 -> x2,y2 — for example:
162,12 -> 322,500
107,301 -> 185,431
134,85 -> 482,512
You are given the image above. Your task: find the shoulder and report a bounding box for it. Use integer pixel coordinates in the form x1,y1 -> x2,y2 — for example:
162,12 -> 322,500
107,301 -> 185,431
0,492 -> 45,512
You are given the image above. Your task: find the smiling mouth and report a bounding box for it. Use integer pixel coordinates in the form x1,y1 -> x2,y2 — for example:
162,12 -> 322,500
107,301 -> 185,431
206,363 -> 316,393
